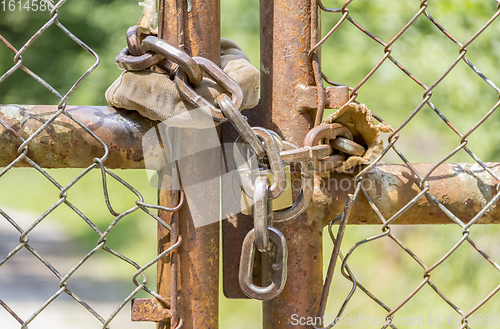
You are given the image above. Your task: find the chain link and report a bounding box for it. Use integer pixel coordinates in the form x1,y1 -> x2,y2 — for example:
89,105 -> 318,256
304,123 -> 365,172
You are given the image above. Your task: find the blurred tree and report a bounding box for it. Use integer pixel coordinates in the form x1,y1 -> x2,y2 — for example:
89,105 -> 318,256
0,0 -> 143,105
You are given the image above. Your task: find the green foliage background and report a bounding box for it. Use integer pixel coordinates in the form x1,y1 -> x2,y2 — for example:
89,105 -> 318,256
1,1 -> 500,328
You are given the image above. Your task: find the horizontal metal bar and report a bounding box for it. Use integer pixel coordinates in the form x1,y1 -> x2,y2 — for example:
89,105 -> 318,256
324,163 -> 500,225
1,105 -> 498,225
295,85 -> 349,112
0,105 -> 158,169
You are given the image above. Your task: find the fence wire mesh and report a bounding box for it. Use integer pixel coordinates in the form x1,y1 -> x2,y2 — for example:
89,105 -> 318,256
0,1 -> 182,327
311,1 -> 500,328
2,0 -> 500,328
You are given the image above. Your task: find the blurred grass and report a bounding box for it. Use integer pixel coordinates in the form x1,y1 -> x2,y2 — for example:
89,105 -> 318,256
0,0 -> 500,328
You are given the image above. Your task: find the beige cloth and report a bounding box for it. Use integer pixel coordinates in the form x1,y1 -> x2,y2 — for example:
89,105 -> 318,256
323,102 -> 391,172
105,38 -> 259,127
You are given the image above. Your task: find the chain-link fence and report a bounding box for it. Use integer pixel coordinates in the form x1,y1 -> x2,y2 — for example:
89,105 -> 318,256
311,1 -> 500,328
2,0 -> 500,328
0,1 -> 182,328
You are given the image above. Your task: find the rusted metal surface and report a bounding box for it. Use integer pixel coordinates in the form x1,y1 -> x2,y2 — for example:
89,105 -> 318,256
295,85 -> 349,113
157,0 -> 220,329
325,163 -> 500,225
0,105 -> 157,169
131,298 -> 172,322
260,0 -> 324,327
279,144 -> 331,163
1,107 -> 498,229
159,0 -> 220,65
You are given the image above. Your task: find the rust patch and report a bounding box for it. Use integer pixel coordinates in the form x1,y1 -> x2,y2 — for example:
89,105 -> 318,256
131,298 -> 171,322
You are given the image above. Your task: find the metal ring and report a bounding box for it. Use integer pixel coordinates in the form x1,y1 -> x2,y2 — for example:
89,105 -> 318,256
267,130 -> 284,151
126,25 -> 153,56
142,36 -> 202,86
194,57 -> 243,111
115,47 -> 163,71
250,129 -> 286,199
239,227 -> 287,301
304,123 -> 353,171
167,54 -> 244,122
330,136 -> 366,156
233,130 -> 286,200
174,70 -> 228,122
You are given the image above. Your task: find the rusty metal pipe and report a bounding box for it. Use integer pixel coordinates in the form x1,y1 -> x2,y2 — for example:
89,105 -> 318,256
157,1 -> 220,329
1,107 -> 498,228
324,163 -> 500,225
0,105 -> 157,169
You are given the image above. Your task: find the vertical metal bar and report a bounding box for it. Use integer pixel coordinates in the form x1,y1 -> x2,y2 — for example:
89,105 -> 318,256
261,0 -> 324,328
311,0 -> 326,127
157,1 -> 221,329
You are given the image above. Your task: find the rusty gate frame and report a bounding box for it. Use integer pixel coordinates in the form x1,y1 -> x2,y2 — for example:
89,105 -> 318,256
2,0 -> 500,328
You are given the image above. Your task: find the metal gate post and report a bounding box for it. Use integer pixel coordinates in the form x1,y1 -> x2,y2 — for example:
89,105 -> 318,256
157,1 -> 221,328
261,0 -> 324,327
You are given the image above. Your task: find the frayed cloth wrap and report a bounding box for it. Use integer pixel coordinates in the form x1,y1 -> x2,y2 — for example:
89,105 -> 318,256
323,102 -> 391,172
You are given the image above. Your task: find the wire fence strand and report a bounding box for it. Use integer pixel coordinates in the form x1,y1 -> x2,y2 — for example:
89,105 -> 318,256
0,1 -> 182,327
313,1 -> 500,328
2,0 -> 500,328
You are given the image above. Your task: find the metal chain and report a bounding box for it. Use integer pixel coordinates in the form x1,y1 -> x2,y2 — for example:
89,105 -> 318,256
115,30 -> 371,303
236,141 -> 288,301
118,31 -> 368,172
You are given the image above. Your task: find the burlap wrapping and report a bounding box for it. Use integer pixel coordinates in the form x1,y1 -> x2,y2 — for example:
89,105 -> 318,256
105,38 -> 259,127
323,102 -> 392,172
